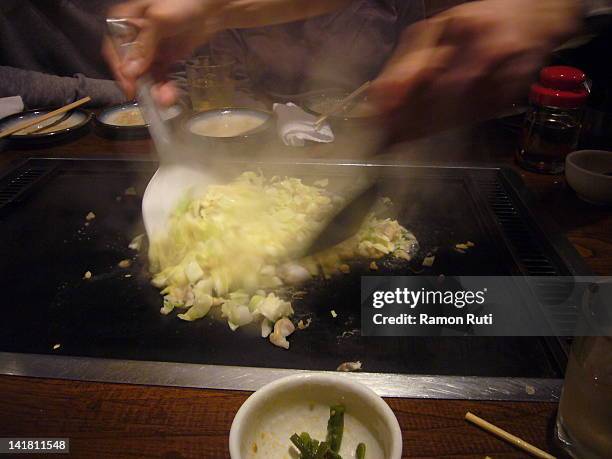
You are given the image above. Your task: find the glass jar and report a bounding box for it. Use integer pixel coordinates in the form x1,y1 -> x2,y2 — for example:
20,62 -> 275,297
517,66 -> 589,174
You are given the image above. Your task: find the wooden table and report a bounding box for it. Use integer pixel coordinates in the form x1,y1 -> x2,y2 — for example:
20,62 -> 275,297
0,123 -> 610,458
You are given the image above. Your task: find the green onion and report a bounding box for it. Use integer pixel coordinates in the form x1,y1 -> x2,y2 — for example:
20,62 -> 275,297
289,404 -> 361,459
326,405 -> 345,453
290,433 -> 310,456
356,442 -> 366,459
314,442 -> 331,459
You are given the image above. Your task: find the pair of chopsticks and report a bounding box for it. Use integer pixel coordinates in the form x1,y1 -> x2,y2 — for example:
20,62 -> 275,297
314,81 -> 371,127
0,96 -> 91,139
465,412 -> 556,459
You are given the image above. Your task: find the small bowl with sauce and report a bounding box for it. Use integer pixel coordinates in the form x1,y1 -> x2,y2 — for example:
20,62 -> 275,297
302,88 -> 381,129
229,373 -> 402,459
183,108 -> 273,144
95,101 -> 183,139
0,108 -> 91,147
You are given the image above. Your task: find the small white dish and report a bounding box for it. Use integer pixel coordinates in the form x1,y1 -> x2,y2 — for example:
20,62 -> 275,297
566,150 -> 612,206
229,373 -> 402,459
95,101 -> 183,139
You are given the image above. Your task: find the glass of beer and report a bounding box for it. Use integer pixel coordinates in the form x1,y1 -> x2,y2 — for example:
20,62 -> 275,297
556,280 -> 612,458
186,55 -> 235,111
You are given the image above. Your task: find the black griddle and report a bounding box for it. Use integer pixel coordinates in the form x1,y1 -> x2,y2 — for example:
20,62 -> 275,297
0,158 -> 591,379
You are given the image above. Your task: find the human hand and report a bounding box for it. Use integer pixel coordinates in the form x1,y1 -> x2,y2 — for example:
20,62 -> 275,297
102,0 -> 223,103
369,0 -> 583,129
102,0 -> 352,105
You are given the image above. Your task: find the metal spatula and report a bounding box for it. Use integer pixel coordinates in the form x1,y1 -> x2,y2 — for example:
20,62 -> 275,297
305,181 -> 380,256
106,19 -> 217,241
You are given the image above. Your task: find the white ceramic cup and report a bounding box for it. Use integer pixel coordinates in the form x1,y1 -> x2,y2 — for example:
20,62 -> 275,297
566,150 -> 612,205
229,373 -> 403,459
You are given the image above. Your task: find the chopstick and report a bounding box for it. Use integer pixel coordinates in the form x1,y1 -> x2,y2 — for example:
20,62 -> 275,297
0,96 -> 91,139
465,412 -> 556,459
314,81 -> 371,127
29,111 -> 73,134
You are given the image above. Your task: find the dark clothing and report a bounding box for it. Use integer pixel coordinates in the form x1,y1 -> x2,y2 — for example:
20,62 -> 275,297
210,0 -> 425,95
0,0 -> 424,107
0,0 -> 125,108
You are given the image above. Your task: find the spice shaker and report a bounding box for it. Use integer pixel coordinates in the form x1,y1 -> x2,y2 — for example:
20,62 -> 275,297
517,66 -> 589,174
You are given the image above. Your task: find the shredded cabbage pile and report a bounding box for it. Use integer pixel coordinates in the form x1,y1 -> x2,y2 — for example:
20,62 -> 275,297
148,171 -> 418,347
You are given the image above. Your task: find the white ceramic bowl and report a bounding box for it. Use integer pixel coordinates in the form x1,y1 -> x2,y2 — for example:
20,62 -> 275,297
566,150 -> 612,206
229,373 -> 402,459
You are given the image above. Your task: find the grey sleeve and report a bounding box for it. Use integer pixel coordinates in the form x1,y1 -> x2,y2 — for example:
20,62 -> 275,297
0,66 -> 126,109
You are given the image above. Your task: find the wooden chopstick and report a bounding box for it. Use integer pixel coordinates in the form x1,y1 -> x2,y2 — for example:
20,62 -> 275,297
465,412 -> 556,459
315,81 -> 371,127
0,96 -> 91,139
29,111 -> 73,134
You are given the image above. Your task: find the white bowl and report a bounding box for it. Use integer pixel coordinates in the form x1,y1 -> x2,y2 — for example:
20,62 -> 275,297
566,150 -> 612,206
229,373 -> 402,459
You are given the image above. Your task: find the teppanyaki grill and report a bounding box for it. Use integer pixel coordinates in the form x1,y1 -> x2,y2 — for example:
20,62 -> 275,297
0,157 -> 590,400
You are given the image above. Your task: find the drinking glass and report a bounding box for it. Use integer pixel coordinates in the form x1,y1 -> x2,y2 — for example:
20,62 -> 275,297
556,279 -> 612,458
186,56 -> 235,111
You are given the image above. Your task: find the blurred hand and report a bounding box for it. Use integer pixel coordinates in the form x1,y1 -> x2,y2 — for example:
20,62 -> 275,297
102,0 -> 222,103
369,0 -> 583,130
103,0 -> 351,104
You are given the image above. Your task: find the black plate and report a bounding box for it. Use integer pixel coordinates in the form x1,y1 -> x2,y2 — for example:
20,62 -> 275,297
0,158 -> 591,378
0,109 -> 91,147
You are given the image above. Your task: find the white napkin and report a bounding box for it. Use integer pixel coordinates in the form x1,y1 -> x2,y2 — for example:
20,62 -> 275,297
0,96 -> 24,120
273,102 -> 334,147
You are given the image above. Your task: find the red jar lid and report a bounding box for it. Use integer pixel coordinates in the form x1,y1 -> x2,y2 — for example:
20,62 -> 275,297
530,66 -> 588,109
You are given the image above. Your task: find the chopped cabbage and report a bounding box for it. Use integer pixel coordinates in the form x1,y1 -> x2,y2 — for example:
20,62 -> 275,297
148,172 -> 418,345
